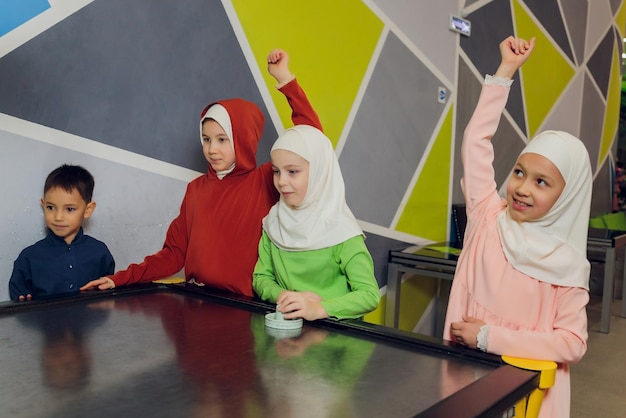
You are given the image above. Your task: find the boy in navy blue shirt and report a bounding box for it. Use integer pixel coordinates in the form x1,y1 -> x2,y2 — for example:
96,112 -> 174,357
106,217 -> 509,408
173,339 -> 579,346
9,164 -> 115,301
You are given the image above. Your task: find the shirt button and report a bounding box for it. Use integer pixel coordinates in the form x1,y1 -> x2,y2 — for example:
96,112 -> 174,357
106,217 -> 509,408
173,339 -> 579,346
67,247 -> 72,251
69,284 -> 74,289
69,265 -> 73,269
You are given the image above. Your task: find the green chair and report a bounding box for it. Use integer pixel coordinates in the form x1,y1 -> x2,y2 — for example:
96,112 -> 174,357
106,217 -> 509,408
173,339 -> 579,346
589,216 -> 607,229
601,212 -> 626,231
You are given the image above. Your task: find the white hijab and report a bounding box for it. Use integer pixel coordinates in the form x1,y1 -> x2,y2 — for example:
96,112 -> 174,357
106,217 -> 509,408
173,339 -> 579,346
263,125 -> 363,251
497,130 -> 592,289
200,104 -> 235,179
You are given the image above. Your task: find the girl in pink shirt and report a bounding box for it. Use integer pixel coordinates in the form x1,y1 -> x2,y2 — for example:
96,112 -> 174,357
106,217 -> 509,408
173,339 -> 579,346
444,36 -> 592,418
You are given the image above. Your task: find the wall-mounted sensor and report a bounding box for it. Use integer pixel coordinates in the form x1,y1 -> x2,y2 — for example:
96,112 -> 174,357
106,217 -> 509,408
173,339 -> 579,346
438,87 -> 446,104
449,15 -> 471,36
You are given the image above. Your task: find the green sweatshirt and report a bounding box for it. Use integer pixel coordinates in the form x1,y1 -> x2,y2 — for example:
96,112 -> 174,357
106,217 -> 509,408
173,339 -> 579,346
253,232 -> 379,319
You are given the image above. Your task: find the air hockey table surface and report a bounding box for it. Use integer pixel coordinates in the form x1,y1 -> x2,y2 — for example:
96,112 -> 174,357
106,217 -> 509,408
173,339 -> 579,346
0,283 -> 539,417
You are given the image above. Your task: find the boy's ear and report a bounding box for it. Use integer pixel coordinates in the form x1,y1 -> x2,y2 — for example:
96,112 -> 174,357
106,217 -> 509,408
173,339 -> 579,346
40,198 -> 45,209
84,201 -> 96,219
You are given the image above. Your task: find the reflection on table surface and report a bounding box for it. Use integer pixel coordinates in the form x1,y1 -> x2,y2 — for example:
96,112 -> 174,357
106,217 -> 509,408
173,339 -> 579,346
0,287 -> 515,417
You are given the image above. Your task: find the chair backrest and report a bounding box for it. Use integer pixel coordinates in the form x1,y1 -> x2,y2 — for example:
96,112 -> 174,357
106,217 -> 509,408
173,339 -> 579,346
601,212 -> 626,231
589,215 -> 607,229
451,203 -> 467,247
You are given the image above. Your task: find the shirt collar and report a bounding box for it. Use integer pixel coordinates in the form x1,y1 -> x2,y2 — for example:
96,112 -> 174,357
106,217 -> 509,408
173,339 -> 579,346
46,227 -> 84,245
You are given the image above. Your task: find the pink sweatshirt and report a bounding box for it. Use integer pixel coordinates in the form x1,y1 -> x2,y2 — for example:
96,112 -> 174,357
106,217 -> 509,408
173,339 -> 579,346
443,84 -> 589,418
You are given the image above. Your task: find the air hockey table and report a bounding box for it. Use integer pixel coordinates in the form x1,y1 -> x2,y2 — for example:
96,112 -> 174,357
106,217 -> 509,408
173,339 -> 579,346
0,283 -> 541,417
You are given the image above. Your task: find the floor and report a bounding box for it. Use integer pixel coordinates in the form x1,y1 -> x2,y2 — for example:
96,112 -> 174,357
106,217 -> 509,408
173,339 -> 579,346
570,294 -> 626,417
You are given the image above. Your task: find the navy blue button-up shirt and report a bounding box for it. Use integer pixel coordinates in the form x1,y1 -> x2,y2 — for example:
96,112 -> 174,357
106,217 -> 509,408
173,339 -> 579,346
9,228 -> 115,300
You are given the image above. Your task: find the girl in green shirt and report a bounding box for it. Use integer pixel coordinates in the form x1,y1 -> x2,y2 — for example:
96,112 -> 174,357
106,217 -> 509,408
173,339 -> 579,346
253,125 -> 379,320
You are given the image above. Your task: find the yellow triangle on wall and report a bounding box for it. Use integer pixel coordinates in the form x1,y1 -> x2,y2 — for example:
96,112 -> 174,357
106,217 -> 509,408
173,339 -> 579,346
395,105 -> 453,241
397,274 -> 438,332
616,1 -> 626,36
600,42 -> 621,166
365,275 -> 438,331
231,0 -> 383,146
513,0 -> 575,138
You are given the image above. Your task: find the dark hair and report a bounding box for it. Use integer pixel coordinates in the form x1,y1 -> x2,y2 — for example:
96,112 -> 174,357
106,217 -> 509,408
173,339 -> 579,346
44,164 -> 95,203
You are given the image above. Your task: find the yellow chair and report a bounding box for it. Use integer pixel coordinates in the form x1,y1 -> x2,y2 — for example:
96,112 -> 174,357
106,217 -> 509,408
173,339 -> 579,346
502,356 -> 557,418
152,277 -> 186,284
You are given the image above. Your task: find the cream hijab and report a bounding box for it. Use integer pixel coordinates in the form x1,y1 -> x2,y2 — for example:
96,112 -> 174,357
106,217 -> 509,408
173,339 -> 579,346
497,130 -> 592,289
200,104 -> 235,179
263,125 -> 363,251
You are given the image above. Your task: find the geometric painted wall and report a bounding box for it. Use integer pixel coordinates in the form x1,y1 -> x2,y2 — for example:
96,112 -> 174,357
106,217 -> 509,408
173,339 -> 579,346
0,1 -> 623,332
452,0 -> 624,214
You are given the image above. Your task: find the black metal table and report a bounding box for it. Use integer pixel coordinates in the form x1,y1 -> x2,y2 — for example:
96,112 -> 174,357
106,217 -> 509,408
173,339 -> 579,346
0,283 -> 539,418
386,242 -> 460,337
587,228 -> 626,333
387,230 -> 626,335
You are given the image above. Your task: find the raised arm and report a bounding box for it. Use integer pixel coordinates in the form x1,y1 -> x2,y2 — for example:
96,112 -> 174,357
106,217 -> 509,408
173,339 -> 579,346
494,36 -> 535,79
267,49 -> 323,131
460,36 -> 535,209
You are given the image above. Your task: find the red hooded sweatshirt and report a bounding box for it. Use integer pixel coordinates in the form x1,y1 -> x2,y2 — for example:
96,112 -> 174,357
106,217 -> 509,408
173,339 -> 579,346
110,79 -> 322,296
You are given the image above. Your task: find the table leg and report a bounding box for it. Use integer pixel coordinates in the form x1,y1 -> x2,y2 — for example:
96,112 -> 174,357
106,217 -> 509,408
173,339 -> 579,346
600,247 -> 615,334
385,262 -> 401,328
622,248 -> 626,318
434,279 -> 452,339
